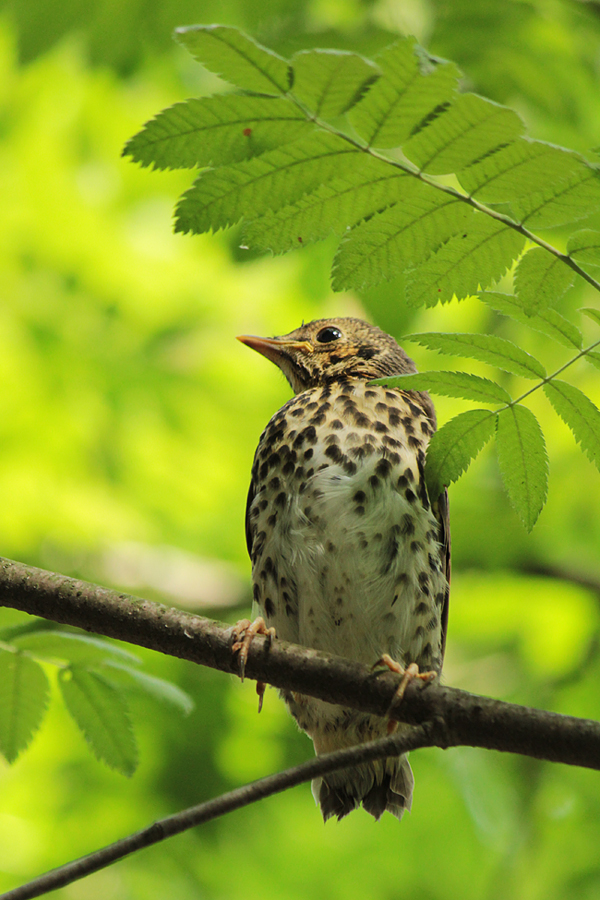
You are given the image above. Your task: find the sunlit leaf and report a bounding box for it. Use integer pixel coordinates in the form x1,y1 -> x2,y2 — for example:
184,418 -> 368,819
511,160 -> 600,228
405,215 -> 525,306
403,93 -> 523,175
175,24 -> 291,94
291,49 -> 380,118
514,247 -> 575,315
0,649 -> 49,763
407,332 -> 546,379
425,409 -> 496,498
581,307 -> 600,328
544,380 -> 600,472
102,661 -> 195,715
481,292 -> 582,349
14,631 -> 141,666
567,230 -> 600,268
59,668 -> 138,776
496,405 -> 548,531
372,370 -> 511,404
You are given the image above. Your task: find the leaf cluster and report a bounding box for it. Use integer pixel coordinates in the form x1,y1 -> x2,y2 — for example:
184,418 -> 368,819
124,24 -> 600,528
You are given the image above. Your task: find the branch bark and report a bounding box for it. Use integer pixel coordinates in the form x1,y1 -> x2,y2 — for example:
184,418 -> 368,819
1,555 -> 600,769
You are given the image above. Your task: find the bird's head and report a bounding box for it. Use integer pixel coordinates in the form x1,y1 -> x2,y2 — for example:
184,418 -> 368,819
237,317 -> 416,394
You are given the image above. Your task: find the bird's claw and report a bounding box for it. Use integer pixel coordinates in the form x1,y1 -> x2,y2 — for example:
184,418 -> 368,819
373,654 -> 437,726
231,617 -> 276,709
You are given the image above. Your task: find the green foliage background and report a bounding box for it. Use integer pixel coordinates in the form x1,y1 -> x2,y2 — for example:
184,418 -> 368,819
1,0 -> 600,897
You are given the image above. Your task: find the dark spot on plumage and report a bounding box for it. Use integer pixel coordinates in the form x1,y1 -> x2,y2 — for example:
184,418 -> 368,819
325,444 -> 343,463
293,432 -> 305,448
347,431 -> 359,443
328,354 -> 341,364
319,401 -> 331,413
306,401 -> 318,411
282,461 -> 295,476
415,625 -> 425,638
267,513 -> 277,527
435,591 -> 445,607
374,532 -> 382,541
373,421 -> 388,433
387,451 -> 401,465
325,433 -> 339,444
298,482 -> 307,494
359,539 -> 368,549
303,506 -> 312,518
326,541 -> 336,552
418,571 -> 429,586
290,406 -> 304,417
264,597 -> 275,617
382,537 -> 399,573
312,488 -> 324,500
358,345 -> 377,360
353,490 -> 366,504
369,475 -> 380,489
355,505 -> 365,516
389,411 -> 401,428
427,615 -> 438,631
354,412 -> 371,428
330,419 -> 344,430
282,590 -> 290,603
400,513 -> 415,536
302,425 -> 317,443
250,507 -> 259,520
306,467 -> 315,478
304,448 -> 313,460
253,584 -> 260,602
310,412 -> 326,426
365,389 -> 377,398
418,449 -> 426,465
411,540 -> 423,552
375,402 -> 388,414
294,466 -> 305,480
275,492 -> 286,508
415,601 -> 429,615
336,596 -> 344,607
421,420 -> 430,434
397,474 -> 408,490
409,402 -> 422,418
402,417 -> 414,434
287,430 -> 297,441
391,594 -> 398,606
396,572 -> 408,586
343,458 -> 357,475
385,391 -> 397,401
405,488 -> 416,503
429,553 -> 439,571
334,617 -> 343,626
286,604 -> 294,617
404,467 -> 414,482
375,458 -> 391,478
259,461 -> 269,480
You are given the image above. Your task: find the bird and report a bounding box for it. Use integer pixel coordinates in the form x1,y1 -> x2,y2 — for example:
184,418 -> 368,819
235,317 -> 450,822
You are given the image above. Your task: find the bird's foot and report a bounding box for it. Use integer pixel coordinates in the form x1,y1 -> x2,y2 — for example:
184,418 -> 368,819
374,654 -> 437,731
231,617 -> 276,712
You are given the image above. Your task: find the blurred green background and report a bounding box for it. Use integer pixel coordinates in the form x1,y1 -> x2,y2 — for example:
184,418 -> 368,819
1,0 -> 600,897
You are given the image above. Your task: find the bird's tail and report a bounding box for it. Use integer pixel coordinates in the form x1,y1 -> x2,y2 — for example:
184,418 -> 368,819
311,752 -> 414,822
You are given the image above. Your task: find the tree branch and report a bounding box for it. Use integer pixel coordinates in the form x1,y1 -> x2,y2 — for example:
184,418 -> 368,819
1,555 -> 600,769
0,726 -> 432,900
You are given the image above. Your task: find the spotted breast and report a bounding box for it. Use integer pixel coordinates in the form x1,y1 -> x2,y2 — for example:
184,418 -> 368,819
240,317 -> 450,821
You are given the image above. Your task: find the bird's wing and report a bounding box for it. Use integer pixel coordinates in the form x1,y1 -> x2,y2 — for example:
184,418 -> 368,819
432,488 -> 450,664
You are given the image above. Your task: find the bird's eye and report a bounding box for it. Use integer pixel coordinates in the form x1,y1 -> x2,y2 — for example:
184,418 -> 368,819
316,326 -> 342,343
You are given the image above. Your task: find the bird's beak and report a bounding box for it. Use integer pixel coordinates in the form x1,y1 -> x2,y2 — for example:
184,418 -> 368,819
237,334 -> 314,364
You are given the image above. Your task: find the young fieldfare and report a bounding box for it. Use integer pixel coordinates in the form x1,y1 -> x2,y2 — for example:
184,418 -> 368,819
237,318 -> 450,821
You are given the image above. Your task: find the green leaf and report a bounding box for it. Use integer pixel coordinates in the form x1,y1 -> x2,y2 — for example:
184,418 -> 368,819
581,307 -> 600,327
0,649 -> 49,763
405,214 -> 526,307
480,291 -> 582,349
243,165 -> 409,254
123,95 -> 310,171
291,49 -> 380,118
544,380 -> 600,472
102,662 -> 194,715
175,25 -> 291,94
175,131 -> 361,234
13,631 -> 141,666
332,181 -> 472,290
495,405 -> 548,531
403,93 -> 523,176
568,230 -> 600,268
425,409 -> 496,498
59,668 -> 138,776
511,160 -> 600,228
407,332 -> 546,378
585,351 -> 600,370
372,371 -> 511,404
459,139 -> 587,203
514,247 -> 576,315
348,38 -> 459,149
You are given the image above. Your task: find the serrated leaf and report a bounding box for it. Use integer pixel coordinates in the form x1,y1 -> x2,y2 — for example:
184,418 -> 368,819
243,164 -> 408,253
291,49 -> 380,118
496,405 -> 548,531
372,371 -> 511,404
425,409 -> 496,498
459,138 -> 587,203
585,351 -> 600,370
348,38 -> 459,149
405,214 -> 525,307
567,230 -> 600,268
544,380 -> 600,472
514,247 -> 576,316
14,631 -> 141,666
59,668 -> 138,776
511,160 -> 600,228
407,331 -> 546,378
403,93 -> 523,176
332,181 -> 472,290
175,131 -> 360,234
0,649 -> 49,763
480,292 -> 582,349
102,662 -> 194,715
123,95 -> 310,171
582,307 -> 600,327
175,25 -> 291,94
